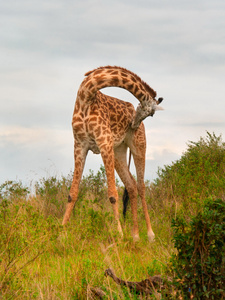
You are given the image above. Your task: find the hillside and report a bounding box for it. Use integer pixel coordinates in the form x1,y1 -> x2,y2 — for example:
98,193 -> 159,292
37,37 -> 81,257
0,132 -> 224,299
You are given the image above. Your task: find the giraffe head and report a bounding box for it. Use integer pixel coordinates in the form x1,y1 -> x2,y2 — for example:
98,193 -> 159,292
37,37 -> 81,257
131,97 -> 164,130
139,96 -> 164,117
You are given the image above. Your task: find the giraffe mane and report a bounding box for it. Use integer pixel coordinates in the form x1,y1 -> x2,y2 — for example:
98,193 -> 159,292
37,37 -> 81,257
84,66 -> 157,98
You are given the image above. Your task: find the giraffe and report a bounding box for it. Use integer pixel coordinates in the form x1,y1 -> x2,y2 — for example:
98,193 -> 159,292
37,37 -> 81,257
62,66 -> 163,242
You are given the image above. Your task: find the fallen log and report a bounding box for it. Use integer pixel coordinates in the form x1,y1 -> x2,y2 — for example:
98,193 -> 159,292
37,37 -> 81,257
104,268 -> 171,295
89,286 -> 106,299
89,268 -> 172,299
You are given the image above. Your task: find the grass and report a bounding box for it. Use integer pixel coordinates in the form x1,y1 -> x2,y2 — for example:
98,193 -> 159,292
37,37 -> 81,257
0,132 -> 225,299
0,197 -> 171,299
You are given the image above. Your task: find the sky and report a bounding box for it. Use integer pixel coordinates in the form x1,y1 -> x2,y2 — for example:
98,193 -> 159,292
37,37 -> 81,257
1,0 -> 225,186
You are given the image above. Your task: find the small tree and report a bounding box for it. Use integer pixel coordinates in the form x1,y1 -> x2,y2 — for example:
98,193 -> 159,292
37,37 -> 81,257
170,198 -> 225,299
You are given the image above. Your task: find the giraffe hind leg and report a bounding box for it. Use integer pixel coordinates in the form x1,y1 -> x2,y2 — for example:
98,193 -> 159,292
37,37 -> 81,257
62,144 -> 87,225
99,142 -> 123,236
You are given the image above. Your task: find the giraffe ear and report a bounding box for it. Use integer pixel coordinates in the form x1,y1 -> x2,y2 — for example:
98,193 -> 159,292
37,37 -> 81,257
153,97 -> 164,111
157,97 -> 163,104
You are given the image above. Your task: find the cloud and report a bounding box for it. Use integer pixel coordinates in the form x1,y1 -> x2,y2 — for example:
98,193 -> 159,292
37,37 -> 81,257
0,126 -> 70,146
2,0 -> 223,70
0,125 -> 73,182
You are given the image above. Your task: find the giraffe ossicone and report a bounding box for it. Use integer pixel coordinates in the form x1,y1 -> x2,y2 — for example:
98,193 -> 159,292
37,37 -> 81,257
62,66 -> 163,242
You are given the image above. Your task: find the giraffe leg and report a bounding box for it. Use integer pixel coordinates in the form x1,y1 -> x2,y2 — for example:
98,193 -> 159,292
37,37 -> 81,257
114,144 -> 140,241
99,142 -> 123,236
62,143 -> 87,225
132,146 -> 155,242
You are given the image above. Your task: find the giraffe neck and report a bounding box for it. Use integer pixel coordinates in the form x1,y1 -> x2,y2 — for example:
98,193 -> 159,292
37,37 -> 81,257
78,66 -> 157,104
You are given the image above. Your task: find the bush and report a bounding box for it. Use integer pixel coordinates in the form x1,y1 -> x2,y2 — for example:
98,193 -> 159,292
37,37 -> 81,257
149,132 -> 225,220
78,165 -> 108,202
0,180 -> 29,202
170,198 -> 225,299
34,174 -> 72,217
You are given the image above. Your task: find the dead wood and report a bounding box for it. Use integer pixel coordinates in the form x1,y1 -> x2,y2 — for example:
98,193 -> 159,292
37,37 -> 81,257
88,269 -> 172,299
104,268 -> 172,295
89,286 -> 106,299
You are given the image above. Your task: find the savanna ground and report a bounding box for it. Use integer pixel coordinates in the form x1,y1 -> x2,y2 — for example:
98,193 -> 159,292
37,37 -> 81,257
0,132 -> 225,299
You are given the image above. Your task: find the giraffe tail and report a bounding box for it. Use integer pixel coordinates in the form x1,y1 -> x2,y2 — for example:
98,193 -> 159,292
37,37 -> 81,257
122,149 -> 132,219
122,188 -> 129,219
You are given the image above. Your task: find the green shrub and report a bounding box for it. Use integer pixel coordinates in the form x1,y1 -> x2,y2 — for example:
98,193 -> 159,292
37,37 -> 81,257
34,174 -> 72,217
78,165 -> 108,202
149,132 -> 225,221
170,198 -> 225,299
0,180 -> 29,202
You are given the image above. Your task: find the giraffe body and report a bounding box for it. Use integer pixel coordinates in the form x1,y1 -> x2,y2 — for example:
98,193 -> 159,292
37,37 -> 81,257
62,66 -> 163,241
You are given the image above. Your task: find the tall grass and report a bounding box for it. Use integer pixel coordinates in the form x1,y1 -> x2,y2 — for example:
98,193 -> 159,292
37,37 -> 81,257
0,132 -> 224,299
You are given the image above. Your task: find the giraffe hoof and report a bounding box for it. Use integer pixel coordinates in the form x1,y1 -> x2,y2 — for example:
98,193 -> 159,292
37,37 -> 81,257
148,231 -> 155,242
133,234 -> 140,242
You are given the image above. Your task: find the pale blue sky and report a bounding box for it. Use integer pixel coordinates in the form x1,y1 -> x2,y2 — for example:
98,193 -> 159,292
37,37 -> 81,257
1,0 -> 225,184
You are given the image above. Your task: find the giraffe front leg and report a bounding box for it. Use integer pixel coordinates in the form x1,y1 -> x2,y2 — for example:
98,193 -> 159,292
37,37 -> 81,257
133,155 -> 155,242
138,180 -> 155,242
132,126 -> 155,242
100,143 -> 123,237
114,145 -> 140,241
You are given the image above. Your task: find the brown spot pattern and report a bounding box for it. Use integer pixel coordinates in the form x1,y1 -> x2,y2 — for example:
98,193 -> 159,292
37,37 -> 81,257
63,66 -> 160,242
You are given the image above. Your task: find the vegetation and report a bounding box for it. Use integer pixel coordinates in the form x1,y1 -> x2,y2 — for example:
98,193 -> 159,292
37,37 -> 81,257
170,198 -> 225,299
0,132 -> 224,299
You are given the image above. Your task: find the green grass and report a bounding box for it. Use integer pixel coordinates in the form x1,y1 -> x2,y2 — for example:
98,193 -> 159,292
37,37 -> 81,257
0,197 -> 170,299
0,132 -> 225,299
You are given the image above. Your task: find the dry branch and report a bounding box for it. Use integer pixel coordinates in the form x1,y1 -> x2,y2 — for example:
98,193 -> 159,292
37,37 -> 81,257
89,268 -> 172,299
105,268 -> 171,296
89,286 -> 106,299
